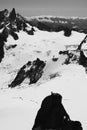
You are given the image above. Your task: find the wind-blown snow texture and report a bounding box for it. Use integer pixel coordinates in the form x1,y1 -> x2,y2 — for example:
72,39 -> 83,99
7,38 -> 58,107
0,8 -> 87,130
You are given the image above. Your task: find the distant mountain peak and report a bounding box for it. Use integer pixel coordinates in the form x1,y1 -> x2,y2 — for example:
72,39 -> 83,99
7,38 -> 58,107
9,8 -> 16,22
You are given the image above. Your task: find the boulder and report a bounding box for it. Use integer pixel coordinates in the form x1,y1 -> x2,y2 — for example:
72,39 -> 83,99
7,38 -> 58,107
9,58 -> 46,88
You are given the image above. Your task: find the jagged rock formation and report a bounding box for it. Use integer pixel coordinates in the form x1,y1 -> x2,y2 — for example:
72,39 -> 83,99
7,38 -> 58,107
59,50 -> 80,65
0,8 -> 35,36
32,93 -> 83,130
9,8 -> 16,22
0,26 -> 18,62
59,49 -> 87,72
59,34 -> 87,71
0,8 -> 35,63
8,58 -> 46,88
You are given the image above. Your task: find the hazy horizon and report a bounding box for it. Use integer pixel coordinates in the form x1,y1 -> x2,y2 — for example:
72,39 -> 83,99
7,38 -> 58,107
0,0 -> 87,17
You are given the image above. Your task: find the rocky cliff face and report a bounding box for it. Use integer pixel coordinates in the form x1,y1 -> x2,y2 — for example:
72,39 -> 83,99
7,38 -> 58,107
9,58 -> 46,88
0,8 -> 35,62
0,8 -> 34,34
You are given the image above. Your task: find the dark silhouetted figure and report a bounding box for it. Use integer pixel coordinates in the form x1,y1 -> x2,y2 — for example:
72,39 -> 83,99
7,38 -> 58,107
32,93 -> 70,130
32,92 -> 83,130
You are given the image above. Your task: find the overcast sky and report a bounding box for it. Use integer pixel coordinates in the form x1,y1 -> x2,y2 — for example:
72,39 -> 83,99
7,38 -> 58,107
0,0 -> 87,17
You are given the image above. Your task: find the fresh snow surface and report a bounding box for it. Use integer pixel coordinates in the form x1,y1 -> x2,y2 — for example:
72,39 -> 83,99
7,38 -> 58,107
0,29 -> 87,130
0,30 -> 86,88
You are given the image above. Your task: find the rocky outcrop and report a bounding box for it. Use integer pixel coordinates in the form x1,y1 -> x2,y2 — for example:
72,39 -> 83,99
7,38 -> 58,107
9,8 -> 16,22
0,9 -> 8,22
8,58 -> 46,88
59,34 -> 87,69
0,27 -> 9,62
0,41 -> 4,62
10,29 -> 19,40
0,8 -> 35,37
64,27 -> 72,37
32,93 -> 83,130
0,8 -> 35,63
59,50 -> 80,65
79,51 -> 87,67
5,44 -> 17,50
77,35 -> 87,51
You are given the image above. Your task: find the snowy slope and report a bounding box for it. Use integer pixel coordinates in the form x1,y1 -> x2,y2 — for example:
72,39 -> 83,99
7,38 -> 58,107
0,29 -> 86,89
0,12 -> 87,130
0,64 -> 87,130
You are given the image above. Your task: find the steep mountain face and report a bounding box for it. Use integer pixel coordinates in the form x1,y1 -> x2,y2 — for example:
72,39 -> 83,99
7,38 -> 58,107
0,8 -> 35,62
9,58 -> 46,88
0,8 -> 35,34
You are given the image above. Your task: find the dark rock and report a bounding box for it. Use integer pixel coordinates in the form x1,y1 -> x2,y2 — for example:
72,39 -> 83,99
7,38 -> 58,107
10,29 -> 19,40
79,50 -> 87,67
32,93 -> 83,130
0,41 -> 4,62
59,50 -> 79,65
77,35 -> 87,51
0,27 -> 9,62
5,44 -> 17,50
59,50 -> 69,55
16,16 -> 24,31
26,28 -> 34,35
0,9 -> 8,22
52,56 -> 58,62
8,61 -> 31,88
64,27 -> 72,37
9,8 -> 16,22
8,58 -> 46,88
29,58 -> 46,84
0,27 -> 9,42
0,9 -> 35,36
59,50 -> 71,64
